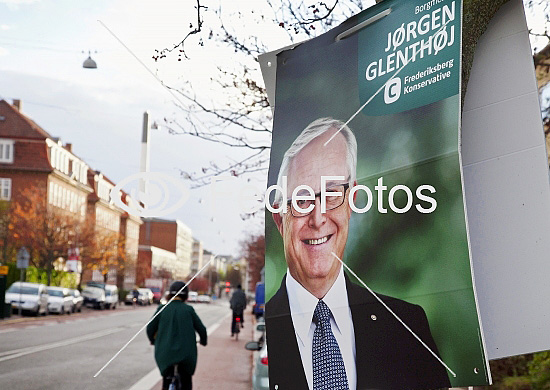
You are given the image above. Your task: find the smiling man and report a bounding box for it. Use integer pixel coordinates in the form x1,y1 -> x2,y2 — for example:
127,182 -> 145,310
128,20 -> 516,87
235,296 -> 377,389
265,118 -> 451,390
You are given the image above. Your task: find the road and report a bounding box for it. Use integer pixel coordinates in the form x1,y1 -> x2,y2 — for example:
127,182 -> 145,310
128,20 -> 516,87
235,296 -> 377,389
0,300 -> 230,390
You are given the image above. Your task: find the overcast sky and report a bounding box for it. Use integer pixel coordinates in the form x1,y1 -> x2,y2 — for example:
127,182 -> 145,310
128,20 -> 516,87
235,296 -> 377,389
0,0 -> 546,256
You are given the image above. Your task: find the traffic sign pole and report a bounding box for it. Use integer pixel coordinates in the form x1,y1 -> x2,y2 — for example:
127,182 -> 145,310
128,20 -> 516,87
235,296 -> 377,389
16,247 -> 30,316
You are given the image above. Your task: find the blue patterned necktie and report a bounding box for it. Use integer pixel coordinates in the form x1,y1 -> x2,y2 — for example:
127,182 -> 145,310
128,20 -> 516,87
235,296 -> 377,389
312,299 -> 349,390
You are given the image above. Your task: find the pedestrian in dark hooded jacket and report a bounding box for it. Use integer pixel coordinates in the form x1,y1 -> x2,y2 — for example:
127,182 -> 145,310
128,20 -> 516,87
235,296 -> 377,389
147,282 -> 207,390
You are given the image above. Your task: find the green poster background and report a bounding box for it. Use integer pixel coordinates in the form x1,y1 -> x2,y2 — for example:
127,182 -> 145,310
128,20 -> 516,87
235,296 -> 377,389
265,0 -> 490,386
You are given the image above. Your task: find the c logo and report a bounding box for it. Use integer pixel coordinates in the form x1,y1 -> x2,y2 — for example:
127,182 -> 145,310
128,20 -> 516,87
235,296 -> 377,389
384,77 -> 401,104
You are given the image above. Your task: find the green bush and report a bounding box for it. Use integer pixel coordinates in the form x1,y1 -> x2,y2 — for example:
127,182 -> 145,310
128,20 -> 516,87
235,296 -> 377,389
529,351 -> 550,390
24,267 -> 78,288
501,376 -> 532,390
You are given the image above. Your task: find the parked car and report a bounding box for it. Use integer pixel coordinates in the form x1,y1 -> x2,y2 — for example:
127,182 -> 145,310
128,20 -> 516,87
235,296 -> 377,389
125,290 -> 138,305
188,291 -> 198,303
84,282 -> 118,309
148,286 -> 163,303
252,282 -> 265,319
246,321 -> 268,390
138,288 -> 154,305
197,294 -> 212,304
5,282 -> 49,316
104,284 -> 118,309
159,290 -> 170,305
46,287 -> 74,315
69,289 -> 83,313
82,286 -> 106,309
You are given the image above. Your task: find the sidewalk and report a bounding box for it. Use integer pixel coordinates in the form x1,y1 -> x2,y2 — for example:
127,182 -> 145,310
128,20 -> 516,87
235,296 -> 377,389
151,310 -> 255,390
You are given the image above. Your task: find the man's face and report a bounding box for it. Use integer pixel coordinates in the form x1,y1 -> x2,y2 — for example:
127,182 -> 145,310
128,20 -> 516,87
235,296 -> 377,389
274,130 -> 352,296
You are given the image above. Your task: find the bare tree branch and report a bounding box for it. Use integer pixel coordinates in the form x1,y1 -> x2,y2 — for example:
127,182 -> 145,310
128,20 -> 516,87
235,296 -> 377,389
153,0 -> 207,61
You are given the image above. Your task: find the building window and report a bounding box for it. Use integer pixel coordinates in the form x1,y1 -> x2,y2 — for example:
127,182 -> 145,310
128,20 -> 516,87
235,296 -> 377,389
0,178 -> 11,200
0,140 -> 14,163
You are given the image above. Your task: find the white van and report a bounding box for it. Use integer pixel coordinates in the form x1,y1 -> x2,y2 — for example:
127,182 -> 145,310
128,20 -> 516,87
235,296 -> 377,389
5,282 -> 49,316
83,282 -> 118,309
104,284 -> 118,309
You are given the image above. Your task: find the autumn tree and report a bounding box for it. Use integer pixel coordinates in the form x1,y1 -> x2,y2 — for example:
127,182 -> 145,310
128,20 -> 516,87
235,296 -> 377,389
81,228 -> 127,284
241,233 -> 265,290
11,186 -> 84,286
0,200 -> 15,264
225,265 -> 242,287
188,277 -> 209,294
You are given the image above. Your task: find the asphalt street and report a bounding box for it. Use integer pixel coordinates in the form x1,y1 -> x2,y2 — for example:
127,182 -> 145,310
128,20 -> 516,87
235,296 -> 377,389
0,300 -> 230,390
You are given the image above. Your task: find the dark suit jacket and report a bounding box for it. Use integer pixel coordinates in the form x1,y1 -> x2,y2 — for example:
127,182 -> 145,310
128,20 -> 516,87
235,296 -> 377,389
265,274 -> 451,390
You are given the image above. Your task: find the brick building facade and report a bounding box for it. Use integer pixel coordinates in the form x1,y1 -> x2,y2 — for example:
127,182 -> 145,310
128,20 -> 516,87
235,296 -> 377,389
138,218 -> 193,282
0,99 -> 141,288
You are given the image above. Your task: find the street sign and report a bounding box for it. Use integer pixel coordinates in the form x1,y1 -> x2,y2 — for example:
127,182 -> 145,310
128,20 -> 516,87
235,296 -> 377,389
0,266 -> 8,275
16,247 -> 30,269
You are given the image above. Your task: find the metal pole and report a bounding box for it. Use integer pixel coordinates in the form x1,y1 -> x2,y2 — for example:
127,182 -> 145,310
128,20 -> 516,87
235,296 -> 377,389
18,268 -> 23,316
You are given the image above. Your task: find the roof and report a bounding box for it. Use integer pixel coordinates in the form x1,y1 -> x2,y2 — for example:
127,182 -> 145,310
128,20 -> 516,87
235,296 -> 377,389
0,100 -> 53,140
0,138 -> 52,172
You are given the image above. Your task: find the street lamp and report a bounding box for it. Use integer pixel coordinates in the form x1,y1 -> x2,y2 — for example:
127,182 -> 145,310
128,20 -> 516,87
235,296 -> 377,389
82,50 -> 98,69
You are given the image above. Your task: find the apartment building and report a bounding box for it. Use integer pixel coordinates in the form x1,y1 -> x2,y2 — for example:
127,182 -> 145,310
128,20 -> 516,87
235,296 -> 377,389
138,218 -> 193,281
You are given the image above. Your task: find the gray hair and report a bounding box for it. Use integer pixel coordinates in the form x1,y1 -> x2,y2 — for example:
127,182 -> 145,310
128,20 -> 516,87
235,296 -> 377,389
273,117 -> 358,206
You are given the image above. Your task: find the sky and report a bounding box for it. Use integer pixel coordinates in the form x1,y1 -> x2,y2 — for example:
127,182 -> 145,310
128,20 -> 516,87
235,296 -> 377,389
0,0 -> 547,256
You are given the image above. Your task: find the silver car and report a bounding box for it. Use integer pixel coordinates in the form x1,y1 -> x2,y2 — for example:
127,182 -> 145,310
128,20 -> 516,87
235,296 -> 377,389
138,288 -> 154,305
46,287 -> 74,315
5,282 -> 49,316
245,321 -> 268,390
69,289 -> 83,312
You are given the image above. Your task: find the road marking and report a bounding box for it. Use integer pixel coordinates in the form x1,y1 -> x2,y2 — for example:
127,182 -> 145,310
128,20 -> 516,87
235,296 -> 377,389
0,328 -> 17,334
0,327 -> 125,362
127,312 -> 231,390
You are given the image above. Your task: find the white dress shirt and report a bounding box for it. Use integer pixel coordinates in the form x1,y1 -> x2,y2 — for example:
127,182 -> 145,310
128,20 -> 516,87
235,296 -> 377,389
286,266 -> 357,390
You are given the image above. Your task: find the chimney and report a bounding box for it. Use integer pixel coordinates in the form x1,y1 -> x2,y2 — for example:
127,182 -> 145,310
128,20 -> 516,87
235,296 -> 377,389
12,99 -> 22,111
65,143 -> 72,153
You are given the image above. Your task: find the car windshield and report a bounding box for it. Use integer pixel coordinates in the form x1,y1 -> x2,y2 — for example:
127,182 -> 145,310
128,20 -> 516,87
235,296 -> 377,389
7,285 -> 39,295
150,287 -> 161,293
47,289 -> 64,297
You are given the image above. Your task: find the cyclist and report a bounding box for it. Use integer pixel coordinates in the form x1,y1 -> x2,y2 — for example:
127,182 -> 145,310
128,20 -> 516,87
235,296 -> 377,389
147,281 -> 207,390
132,287 -> 140,308
229,284 -> 247,337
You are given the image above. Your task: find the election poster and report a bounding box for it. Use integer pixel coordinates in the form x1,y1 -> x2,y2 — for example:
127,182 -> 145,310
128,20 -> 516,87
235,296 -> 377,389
264,0 -> 491,388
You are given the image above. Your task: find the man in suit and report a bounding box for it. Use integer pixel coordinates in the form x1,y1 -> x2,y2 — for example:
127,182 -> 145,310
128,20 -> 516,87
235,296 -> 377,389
266,117 -> 451,390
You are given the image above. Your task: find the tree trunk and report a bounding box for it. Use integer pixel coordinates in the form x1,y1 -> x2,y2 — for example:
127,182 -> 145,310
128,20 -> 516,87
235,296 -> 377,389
46,253 -> 53,286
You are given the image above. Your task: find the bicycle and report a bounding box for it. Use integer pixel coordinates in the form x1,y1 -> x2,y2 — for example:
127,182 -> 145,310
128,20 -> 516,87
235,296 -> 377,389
231,313 -> 241,340
166,363 -> 181,390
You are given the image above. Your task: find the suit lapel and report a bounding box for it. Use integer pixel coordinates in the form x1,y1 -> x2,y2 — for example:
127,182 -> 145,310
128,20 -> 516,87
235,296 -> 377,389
266,275 -> 309,389
346,273 -> 386,389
